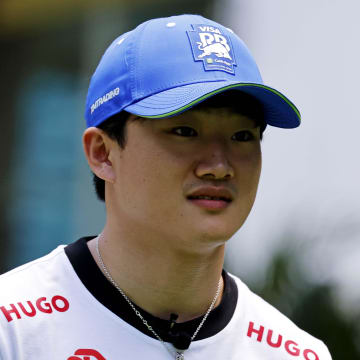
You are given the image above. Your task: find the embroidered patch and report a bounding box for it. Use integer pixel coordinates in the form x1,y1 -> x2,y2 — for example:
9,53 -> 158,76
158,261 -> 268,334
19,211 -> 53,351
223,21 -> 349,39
187,24 -> 236,74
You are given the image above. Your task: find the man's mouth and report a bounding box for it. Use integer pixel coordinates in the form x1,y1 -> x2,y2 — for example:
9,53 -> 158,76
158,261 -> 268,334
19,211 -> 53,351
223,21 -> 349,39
186,188 -> 234,210
187,195 -> 232,203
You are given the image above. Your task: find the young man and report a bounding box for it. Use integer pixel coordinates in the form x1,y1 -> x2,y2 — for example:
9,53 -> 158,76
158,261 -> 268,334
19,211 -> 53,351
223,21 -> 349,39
0,15 -> 331,360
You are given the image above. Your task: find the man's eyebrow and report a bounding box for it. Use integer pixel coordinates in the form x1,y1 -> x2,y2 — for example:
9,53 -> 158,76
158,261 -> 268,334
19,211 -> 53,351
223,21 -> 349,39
129,114 -> 148,122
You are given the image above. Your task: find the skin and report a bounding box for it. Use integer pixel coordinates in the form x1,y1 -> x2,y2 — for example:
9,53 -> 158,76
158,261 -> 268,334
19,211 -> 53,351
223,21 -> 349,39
83,107 -> 262,322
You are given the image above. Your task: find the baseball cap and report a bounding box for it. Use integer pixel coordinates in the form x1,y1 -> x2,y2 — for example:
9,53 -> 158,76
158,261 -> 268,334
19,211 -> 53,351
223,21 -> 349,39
85,14 -> 300,129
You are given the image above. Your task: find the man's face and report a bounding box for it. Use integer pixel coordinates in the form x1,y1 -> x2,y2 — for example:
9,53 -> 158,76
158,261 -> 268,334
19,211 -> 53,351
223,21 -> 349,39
106,107 -> 262,251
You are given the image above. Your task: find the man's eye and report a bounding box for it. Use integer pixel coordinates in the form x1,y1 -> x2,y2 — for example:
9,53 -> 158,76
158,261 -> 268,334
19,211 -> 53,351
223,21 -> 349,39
231,130 -> 255,142
171,127 -> 198,137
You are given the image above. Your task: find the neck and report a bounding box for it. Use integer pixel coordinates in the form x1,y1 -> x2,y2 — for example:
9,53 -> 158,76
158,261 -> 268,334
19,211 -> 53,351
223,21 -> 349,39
88,224 -> 225,323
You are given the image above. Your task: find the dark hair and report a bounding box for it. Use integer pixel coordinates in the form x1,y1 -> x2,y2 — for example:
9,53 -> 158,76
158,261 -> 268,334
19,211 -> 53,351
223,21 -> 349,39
93,90 -> 265,201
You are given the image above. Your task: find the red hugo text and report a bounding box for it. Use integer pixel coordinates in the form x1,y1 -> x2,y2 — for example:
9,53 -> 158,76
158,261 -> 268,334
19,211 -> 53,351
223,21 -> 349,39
0,295 -> 69,322
247,321 -> 319,360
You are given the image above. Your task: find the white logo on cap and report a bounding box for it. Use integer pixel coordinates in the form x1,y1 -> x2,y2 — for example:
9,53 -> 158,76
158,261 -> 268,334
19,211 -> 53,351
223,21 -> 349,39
197,39 -> 232,60
90,87 -> 120,114
187,24 -> 236,74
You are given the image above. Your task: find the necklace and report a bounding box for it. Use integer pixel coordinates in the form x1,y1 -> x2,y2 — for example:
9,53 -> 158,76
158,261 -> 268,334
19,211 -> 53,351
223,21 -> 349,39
95,235 -> 222,359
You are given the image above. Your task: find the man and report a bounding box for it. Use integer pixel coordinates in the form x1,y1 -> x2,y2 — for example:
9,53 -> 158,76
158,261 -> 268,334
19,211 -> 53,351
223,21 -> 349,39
0,14 -> 331,360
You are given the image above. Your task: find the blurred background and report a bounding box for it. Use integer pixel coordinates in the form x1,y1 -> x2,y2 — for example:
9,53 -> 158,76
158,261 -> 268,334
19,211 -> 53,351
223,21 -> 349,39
0,0 -> 359,357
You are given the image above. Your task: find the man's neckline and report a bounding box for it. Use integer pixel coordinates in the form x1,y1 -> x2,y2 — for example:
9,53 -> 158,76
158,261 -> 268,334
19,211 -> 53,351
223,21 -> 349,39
64,236 -> 238,342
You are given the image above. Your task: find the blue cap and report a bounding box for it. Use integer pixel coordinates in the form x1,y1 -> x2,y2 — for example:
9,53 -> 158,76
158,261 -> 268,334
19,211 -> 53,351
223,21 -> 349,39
85,14 -> 300,128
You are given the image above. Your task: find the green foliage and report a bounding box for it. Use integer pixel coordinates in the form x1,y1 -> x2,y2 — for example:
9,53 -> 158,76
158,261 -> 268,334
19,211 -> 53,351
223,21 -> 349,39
253,251 -> 360,359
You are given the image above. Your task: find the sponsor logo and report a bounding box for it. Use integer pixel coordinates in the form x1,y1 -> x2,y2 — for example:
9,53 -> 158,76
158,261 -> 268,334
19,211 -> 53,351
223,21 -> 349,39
67,349 -> 106,360
90,87 -> 120,114
187,24 -> 236,74
0,295 -> 70,322
247,321 -> 319,360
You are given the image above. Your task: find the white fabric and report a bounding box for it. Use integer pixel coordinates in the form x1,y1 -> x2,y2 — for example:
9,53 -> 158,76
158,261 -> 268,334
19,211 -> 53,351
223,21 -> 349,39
0,246 -> 332,360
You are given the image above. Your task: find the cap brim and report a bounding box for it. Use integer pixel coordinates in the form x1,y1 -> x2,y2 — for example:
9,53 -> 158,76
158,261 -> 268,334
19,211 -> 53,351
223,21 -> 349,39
124,81 -> 300,129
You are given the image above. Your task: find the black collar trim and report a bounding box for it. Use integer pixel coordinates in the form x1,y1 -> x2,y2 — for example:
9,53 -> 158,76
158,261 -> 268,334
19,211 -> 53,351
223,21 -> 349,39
65,237 -> 238,342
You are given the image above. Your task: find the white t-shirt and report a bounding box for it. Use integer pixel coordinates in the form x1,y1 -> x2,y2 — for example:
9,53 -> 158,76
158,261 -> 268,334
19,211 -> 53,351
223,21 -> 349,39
0,237 -> 332,360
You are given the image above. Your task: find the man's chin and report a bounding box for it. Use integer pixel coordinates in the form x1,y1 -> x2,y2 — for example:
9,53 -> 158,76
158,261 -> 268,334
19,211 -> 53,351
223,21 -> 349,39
191,224 -> 239,246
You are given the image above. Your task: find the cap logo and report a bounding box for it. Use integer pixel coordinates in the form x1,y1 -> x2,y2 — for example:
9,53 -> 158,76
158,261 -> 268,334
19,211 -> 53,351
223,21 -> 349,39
90,87 -> 120,114
187,24 -> 236,74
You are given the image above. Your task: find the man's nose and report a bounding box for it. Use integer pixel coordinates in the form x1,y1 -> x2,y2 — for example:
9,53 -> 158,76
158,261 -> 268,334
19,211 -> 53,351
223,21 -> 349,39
194,143 -> 234,180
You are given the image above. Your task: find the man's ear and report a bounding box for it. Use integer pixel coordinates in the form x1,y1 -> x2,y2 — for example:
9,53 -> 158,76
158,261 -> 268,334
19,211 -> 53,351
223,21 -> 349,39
82,127 -> 116,183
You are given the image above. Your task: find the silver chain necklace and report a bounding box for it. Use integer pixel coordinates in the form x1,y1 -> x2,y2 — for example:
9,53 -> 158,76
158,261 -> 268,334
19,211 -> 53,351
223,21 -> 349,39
95,235 -> 222,360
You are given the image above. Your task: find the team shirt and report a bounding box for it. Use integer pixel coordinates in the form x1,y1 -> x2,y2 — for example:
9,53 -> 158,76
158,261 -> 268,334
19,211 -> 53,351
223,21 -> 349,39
0,237 -> 332,360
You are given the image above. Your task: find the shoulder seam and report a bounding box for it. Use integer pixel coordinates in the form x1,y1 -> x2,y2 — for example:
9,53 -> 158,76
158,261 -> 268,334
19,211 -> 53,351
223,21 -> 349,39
0,246 -> 66,281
